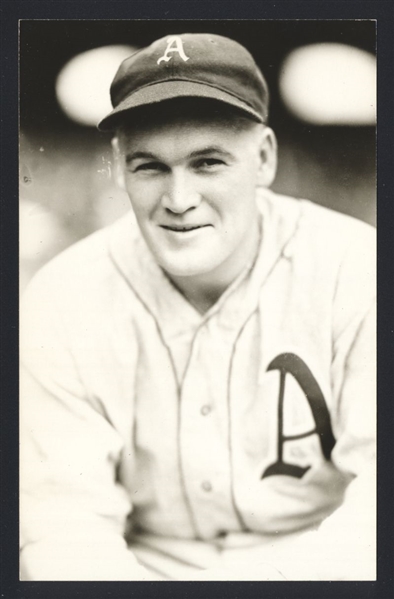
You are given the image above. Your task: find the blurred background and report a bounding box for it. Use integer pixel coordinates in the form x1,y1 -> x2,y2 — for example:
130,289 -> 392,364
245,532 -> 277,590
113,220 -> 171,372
19,20 -> 376,291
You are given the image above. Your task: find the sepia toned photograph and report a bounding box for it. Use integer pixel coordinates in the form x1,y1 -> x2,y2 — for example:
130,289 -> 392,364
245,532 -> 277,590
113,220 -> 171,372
19,20 -> 376,582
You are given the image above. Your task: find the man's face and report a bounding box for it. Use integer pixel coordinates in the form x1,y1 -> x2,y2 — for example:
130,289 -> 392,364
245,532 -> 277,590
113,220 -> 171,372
115,107 -> 276,283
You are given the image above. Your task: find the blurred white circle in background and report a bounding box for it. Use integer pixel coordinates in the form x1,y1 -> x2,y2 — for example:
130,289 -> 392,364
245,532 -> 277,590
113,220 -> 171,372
56,45 -> 137,126
279,43 -> 376,125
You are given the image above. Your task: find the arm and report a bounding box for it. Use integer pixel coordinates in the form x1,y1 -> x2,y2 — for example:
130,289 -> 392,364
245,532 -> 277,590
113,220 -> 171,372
20,274 -> 156,581
274,304 -> 376,581
269,228 -> 377,581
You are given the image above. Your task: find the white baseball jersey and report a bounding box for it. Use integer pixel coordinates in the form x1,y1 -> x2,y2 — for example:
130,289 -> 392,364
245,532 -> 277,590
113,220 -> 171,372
20,189 -> 376,580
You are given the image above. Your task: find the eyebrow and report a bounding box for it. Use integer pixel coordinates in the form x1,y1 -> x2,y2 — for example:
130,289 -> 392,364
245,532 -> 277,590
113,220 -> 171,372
188,147 -> 235,160
125,151 -> 158,165
125,146 -> 235,165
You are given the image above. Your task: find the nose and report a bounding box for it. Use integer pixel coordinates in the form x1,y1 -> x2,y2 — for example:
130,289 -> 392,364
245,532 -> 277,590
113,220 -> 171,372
161,170 -> 201,214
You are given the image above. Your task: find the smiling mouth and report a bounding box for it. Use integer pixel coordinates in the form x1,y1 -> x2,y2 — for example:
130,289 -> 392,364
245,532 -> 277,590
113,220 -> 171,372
160,225 -> 209,232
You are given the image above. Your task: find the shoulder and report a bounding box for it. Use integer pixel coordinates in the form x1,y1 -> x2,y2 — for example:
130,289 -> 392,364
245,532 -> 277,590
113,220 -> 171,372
299,196 -> 375,251
21,212 -> 136,312
260,189 -> 376,268
258,190 -> 376,326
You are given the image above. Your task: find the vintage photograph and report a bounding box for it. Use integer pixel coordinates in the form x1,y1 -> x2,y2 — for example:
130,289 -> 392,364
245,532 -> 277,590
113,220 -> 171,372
19,20 -> 376,581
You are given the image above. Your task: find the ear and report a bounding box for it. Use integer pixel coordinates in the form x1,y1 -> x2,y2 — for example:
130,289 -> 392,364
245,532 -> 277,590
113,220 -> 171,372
256,127 -> 278,188
111,137 -> 126,190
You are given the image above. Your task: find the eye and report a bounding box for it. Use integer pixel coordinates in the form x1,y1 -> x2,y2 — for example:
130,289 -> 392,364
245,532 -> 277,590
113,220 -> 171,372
195,158 -> 225,171
133,162 -> 168,173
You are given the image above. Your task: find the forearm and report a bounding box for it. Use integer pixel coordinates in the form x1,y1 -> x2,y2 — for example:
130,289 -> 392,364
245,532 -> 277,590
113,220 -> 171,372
20,535 -> 160,581
268,467 -> 376,581
20,365 -> 149,581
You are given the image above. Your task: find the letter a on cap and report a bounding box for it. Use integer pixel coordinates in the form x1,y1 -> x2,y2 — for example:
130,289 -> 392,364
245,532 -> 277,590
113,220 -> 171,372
157,36 -> 190,65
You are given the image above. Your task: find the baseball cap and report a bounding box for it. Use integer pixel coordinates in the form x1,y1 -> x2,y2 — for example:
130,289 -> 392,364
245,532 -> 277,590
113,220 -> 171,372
98,33 -> 269,131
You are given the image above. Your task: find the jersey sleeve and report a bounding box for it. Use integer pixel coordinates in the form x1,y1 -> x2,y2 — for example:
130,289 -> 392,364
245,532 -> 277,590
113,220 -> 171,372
292,302 -> 376,580
314,224 -> 377,580
275,221 -> 377,581
20,271 -> 154,581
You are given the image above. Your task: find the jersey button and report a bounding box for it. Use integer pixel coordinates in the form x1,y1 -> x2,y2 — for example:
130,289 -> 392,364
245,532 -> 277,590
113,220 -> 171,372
200,404 -> 212,416
201,480 -> 212,492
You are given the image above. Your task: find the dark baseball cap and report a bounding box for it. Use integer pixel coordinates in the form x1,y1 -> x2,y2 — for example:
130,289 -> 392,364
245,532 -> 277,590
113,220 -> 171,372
98,33 -> 269,131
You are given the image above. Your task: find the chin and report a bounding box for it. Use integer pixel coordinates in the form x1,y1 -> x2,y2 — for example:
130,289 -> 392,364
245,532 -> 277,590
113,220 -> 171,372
161,263 -> 213,279
157,254 -> 220,279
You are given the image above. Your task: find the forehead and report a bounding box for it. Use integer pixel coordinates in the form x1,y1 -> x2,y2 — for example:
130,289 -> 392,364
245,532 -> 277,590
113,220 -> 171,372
117,120 -> 263,167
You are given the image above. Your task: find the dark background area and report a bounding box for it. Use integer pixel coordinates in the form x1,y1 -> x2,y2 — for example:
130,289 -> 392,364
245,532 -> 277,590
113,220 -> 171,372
19,20 -> 376,290
20,20 -> 376,132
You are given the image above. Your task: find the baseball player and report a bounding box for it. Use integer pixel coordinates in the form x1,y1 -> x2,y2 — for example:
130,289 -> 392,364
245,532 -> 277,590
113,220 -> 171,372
20,33 -> 376,581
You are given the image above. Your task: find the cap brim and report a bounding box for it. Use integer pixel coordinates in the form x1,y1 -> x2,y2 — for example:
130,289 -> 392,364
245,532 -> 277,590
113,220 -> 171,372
98,80 -> 265,131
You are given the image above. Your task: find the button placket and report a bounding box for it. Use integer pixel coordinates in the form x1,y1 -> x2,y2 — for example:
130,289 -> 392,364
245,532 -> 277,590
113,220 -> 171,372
179,322 -> 242,538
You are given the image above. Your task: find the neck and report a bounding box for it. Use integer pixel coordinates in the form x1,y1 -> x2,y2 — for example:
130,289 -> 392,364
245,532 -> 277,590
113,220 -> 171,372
167,220 -> 261,314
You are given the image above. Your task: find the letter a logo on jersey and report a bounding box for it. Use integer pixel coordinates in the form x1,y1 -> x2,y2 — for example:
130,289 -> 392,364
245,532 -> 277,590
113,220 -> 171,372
157,36 -> 190,65
261,353 -> 336,480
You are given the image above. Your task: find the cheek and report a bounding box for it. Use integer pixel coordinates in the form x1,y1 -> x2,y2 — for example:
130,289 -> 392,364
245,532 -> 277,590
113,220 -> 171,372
125,180 -> 159,222
212,172 -> 259,223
